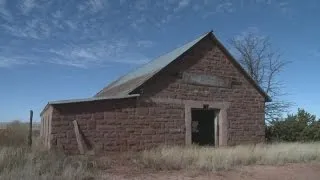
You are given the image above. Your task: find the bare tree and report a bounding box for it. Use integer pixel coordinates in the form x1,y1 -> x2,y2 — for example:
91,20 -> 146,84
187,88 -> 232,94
230,32 -> 291,122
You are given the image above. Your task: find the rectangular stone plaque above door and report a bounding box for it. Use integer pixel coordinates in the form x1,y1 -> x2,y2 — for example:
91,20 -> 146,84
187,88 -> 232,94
182,72 -> 232,88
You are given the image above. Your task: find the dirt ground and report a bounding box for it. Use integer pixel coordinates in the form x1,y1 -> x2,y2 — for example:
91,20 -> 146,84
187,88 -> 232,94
107,163 -> 320,180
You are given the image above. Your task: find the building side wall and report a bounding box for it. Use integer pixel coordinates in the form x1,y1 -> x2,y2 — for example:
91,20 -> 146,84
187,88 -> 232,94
50,99 -> 185,154
40,106 -> 53,149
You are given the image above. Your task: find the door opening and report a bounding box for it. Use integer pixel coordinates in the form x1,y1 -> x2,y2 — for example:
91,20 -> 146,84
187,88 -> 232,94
191,109 -> 215,146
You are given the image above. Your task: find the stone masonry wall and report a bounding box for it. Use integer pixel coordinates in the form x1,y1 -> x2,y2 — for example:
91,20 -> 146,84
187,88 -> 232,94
134,35 -> 266,145
49,98 -> 185,154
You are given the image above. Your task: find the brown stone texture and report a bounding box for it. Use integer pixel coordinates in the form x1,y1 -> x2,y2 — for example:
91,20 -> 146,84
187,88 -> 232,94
133,36 -> 265,146
48,99 -> 185,154
42,35 -> 266,154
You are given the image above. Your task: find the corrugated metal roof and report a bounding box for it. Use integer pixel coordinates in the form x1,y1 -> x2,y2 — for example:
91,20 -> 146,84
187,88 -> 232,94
95,31 -> 212,97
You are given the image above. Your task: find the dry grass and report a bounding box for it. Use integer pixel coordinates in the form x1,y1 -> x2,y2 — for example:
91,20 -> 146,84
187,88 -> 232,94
2,121 -> 320,179
138,143 -> 320,171
0,121 -> 108,180
0,121 -> 29,147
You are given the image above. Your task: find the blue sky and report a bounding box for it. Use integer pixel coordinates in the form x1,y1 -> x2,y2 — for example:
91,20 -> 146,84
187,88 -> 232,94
1,0 -> 320,122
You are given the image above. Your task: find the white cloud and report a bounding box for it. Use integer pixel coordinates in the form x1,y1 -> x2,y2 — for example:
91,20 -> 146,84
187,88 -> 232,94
52,10 -> 63,19
79,0 -> 107,13
134,0 -> 149,11
216,1 -> 234,13
1,19 -> 51,39
2,24 -> 39,39
0,53 -> 36,67
137,40 -> 154,48
89,0 -> 106,12
19,0 -> 36,15
46,39 -> 148,68
174,0 -> 191,11
0,0 -> 12,22
277,1 -> 292,16
64,20 -> 77,30
130,15 -> 147,31
177,0 -> 190,9
0,57 -> 22,67
202,1 -> 234,18
234,27 -> 262,41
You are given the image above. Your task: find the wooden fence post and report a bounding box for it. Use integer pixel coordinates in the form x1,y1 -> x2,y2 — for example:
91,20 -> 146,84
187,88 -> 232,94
73,120 -> 88,154
28,110 -> 33,147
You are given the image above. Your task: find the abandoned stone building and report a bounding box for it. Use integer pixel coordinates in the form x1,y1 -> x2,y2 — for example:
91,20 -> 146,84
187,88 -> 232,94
40,31 -> 271,154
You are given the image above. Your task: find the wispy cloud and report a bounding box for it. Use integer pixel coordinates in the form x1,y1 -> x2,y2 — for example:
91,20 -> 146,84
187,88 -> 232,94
0,0 -> 12,22
129,15 -> 147,32
64,20 -> 78,30
52,10 -> 63,19
78,0 -> 107,13
203,1 -> 235,18
234,26 -> 261,41
0,0 -> 157,68
19,0 -> 36,15
0,51 -> 38,67
0,56 -> 23,67
134,0 -> 149,11
137,40 -> 154,48
216,1 -> 234,13
0,0 -> 296,69
277,1 -> 293,17
174,0 -> 191,11
46,39 -> 149,68
202,0 -> 293,18
2,19 -> 51,39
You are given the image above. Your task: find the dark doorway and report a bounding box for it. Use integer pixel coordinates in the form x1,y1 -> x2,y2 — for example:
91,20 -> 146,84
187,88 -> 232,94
191,109 -> 215,146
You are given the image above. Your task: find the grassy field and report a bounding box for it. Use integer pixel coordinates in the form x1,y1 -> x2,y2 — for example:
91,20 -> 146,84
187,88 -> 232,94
0,121 -> 104,180
138,143 -> 320,171
1,121 -> 320,179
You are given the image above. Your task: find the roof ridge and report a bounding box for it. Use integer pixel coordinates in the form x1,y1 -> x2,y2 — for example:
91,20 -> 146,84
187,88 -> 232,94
94,31 -> 212,97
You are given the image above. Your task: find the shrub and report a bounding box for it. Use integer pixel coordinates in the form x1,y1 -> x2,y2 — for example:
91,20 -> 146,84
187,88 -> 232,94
266,109 -> 320,142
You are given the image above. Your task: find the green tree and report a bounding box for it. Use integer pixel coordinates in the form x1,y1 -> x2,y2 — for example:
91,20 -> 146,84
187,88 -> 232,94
266,108 -> 320,142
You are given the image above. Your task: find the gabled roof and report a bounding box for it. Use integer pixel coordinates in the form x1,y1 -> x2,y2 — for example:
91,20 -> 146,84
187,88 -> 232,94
95,31 -> 210,97
95,31 -> 271,102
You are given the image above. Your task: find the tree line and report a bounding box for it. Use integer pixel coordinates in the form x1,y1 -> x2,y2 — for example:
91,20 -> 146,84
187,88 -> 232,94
266,109 -> 320,142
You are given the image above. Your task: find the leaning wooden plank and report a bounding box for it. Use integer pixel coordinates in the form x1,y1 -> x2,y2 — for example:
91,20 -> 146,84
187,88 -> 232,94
73,120 -> 86,155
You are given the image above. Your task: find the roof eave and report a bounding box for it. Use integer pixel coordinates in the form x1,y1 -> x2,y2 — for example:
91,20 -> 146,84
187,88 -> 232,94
40,94 -> 140,116
49,94 -> 140,105
40,103 -> 50,116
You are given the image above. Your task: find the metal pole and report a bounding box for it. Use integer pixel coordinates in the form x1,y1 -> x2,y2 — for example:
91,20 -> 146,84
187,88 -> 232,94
28,110 -> 33,147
